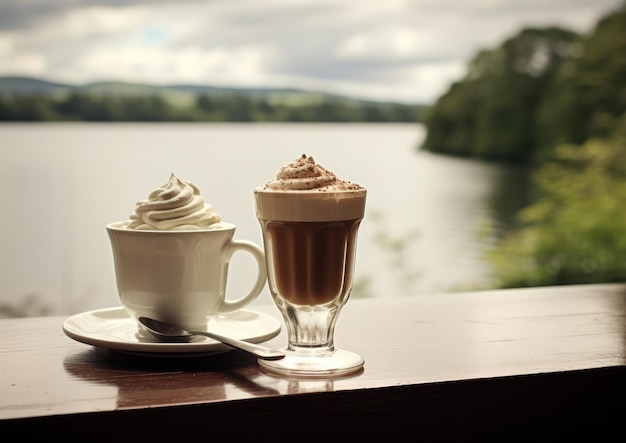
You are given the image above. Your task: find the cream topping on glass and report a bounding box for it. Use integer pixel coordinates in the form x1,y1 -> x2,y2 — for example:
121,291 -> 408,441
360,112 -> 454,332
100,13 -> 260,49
125,173 -> 222,230
264,154 -> 363,192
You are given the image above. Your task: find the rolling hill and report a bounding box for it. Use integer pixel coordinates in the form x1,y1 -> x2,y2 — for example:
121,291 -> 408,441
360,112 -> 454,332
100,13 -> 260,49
0,76 -> 427,122
0,76 -> 416,108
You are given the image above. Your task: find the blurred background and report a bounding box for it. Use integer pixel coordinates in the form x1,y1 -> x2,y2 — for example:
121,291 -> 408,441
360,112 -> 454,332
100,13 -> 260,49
1,0 -> 624,317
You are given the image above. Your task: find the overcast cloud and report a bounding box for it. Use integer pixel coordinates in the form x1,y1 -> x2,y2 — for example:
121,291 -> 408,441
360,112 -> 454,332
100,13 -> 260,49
0,0 -> 621,103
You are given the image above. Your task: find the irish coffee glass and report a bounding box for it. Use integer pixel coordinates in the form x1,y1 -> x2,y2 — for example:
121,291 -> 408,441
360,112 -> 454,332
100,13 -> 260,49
254,188 -> 366,377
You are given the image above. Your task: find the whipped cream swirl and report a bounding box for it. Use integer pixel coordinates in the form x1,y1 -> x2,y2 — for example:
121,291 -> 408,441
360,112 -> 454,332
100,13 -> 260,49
125,173 -> 222,230
265,154 -> 362,191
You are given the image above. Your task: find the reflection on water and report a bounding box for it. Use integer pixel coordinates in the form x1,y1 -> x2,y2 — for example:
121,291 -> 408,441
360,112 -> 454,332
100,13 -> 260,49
0,123 -> 531,317
485,163 -> 534,239
359,149 -> 532,298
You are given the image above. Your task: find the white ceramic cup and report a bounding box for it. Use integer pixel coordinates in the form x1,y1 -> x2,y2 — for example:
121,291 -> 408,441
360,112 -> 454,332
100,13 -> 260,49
106,221 -> 267,331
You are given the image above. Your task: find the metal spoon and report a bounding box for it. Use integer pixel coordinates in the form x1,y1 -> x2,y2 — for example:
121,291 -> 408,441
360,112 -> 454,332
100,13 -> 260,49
138,317 -> 285,360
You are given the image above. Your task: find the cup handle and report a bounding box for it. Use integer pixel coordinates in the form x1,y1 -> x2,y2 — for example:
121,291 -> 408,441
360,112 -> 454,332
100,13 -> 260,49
219,239 -> 267,313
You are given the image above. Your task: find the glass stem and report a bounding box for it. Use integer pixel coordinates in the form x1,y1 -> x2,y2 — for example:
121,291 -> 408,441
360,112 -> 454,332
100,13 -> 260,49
279,300 -> 340,355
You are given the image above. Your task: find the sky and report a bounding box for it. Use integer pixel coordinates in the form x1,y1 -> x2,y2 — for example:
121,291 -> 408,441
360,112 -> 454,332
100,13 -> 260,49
0,0 -> 622,104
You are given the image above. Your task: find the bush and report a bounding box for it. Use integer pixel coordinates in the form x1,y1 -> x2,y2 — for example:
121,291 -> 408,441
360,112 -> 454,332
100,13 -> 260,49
488,126 -> 626,288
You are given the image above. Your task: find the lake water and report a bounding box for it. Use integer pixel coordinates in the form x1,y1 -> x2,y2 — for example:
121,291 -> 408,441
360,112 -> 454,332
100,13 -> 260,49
0,123 -> 530,317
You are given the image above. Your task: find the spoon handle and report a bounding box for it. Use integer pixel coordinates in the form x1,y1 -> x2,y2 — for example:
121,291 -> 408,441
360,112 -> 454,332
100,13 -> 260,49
192,329 -> 285,360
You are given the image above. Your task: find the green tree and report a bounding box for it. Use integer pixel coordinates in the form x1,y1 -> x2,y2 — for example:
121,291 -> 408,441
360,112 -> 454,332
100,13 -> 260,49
196,94 -> 215,113
488,120 -> 626,288
421,79 -> 480,156
422,27 -> 581,163
0,95 -> 56,120
535,4 -> 626,158
0,90 -> 425,123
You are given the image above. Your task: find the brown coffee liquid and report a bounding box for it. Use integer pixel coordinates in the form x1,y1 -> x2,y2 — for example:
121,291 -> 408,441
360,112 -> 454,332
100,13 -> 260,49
261,219 -> 362,305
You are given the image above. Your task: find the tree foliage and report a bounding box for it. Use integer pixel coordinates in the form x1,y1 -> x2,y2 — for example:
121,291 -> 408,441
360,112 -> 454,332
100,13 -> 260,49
421,4 -> 626,164
423,3 -> 626,289
488,119 -> 626,288
0,92 -> 424,123
534,5 -> 626,158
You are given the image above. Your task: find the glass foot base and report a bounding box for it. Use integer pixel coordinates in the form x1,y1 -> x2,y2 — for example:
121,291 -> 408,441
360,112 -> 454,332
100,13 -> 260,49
258,348 -> 364,378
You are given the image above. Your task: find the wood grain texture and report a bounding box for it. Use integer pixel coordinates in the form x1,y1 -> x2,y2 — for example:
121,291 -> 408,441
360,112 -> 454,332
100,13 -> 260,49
1,283 -> 625,439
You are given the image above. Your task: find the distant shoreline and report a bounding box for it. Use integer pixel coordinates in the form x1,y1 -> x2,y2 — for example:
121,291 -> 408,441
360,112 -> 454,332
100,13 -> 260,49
0,88 -> 428,123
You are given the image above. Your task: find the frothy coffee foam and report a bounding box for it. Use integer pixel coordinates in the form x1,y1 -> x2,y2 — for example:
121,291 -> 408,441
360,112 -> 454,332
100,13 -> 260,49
124,173 -> 222,230
265,154 -> 363,192
255,154 -> 366,222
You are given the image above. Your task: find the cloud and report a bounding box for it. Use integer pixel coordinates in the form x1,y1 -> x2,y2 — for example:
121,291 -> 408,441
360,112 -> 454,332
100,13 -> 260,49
0,0 -> 622,103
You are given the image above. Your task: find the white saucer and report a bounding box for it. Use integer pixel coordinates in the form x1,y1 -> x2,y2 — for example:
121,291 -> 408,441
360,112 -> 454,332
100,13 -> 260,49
62,306 -> 281,357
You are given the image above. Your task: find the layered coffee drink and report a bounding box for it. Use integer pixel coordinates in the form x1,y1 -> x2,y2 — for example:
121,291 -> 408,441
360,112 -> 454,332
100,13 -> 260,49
262,219 -> 360,305
255,153 -> 366,380
255,154 -> 366,308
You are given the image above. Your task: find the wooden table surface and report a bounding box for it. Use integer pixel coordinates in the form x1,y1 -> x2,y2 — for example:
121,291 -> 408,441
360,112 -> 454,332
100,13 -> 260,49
1,283 -> 625,440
